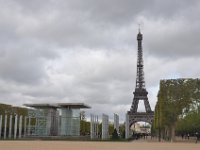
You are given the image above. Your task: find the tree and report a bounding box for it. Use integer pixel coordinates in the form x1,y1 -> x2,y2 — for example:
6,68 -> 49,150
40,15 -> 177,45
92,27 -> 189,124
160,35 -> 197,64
80,111 -> 91,135
109,124 -> 114,135
153,78 -> 200,142
80,120 -> 90,136
111,128 -> 119,140
119,124 -> 125,138
80,111 -> 85,121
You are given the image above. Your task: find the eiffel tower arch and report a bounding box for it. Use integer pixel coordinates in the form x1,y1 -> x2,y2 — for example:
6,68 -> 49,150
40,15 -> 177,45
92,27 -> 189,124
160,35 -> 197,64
127,30 -> 154,133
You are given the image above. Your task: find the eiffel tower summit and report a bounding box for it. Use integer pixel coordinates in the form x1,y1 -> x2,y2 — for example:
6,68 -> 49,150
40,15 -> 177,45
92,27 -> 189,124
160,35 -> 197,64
127,30 -> 154,126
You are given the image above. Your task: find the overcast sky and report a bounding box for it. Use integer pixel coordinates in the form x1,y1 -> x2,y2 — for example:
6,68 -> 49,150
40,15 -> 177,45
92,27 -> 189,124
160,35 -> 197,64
0,0 -> 200,122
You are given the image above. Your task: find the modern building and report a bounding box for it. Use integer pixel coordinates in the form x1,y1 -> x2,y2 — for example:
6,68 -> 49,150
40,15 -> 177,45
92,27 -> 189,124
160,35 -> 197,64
24,103 -> 90,137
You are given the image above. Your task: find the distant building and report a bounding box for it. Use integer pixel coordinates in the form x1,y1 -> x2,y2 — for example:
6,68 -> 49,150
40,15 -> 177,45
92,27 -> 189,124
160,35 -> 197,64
131,123 -> 151,134
131,123 -> 141,133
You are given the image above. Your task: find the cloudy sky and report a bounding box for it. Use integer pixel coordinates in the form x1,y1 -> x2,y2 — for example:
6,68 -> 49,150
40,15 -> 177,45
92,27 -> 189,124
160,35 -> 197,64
0,0 -> 200,122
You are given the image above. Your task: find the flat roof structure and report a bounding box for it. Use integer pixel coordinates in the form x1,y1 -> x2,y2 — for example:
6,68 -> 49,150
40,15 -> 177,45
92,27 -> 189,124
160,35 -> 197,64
24,103 -> 91,109
57,103 -> 91,109
24,103 -> 58,109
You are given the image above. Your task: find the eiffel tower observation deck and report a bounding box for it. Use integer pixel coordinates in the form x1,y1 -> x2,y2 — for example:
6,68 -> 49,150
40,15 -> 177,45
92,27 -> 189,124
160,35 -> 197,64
127,30 -> 154,125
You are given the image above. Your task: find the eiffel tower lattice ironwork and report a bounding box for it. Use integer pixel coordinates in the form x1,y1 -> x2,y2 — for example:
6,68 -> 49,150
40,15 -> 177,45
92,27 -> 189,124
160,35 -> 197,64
127,30 -> 154,126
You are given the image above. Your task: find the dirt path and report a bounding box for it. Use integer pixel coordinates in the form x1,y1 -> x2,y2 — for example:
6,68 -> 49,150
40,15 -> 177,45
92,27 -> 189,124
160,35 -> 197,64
0,140 -> 199,150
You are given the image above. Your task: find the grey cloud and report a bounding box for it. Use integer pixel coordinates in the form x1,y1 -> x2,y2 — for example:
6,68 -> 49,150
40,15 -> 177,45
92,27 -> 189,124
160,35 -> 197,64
20,49 -> 136,105
144,19 -> 200,58
2,0 -> 200,55
0,39 -> 59,84
0,0 -> 200,121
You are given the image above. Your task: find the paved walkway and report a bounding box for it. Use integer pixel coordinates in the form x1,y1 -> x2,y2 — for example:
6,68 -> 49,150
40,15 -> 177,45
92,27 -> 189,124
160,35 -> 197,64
0,139 -> 199,150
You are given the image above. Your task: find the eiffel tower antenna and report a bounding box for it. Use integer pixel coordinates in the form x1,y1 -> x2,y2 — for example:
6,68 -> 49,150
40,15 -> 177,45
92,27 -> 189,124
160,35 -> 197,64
138,23 -> 141,33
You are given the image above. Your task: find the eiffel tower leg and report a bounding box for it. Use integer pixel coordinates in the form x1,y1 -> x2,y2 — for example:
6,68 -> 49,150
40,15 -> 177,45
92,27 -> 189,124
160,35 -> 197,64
131,98 -> 139,112
144,99 -> 151,112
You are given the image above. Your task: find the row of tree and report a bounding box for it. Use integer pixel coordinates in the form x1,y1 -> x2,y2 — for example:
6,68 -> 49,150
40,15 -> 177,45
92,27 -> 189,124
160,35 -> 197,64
176,106 -> 200,134
153,78 -> 200,142
0,103 -> 28,129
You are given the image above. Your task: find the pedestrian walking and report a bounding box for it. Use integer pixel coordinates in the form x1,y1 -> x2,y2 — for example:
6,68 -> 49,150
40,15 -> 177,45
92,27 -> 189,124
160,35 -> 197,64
187,133 -> 190,140
196,132 -> 199,143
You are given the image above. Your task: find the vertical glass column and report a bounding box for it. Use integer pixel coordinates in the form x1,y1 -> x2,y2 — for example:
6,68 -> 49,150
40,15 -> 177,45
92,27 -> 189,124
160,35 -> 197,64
60,108 -> 72,136
18,115 -> 22,138
125,113 -> 130,139
9,115 -> 12,138
60,108 -> 80,136
114,113 -> 119,133
72,109 -> 80,136
0,115 -> 2,139
4,114 -> 7,139
24,116 -> 27,137
14,115 -> 18,139
102,114 -> 109,140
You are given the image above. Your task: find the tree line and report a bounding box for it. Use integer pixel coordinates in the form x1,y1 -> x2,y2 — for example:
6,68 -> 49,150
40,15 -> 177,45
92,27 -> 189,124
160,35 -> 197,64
153,78 -> 200,142
80,111 -> 125,139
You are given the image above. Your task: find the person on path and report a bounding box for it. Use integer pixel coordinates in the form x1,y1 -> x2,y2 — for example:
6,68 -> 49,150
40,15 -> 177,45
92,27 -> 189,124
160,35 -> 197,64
187,133 -> 190,140
196,132 -> 199,143
181,133 -> 184,140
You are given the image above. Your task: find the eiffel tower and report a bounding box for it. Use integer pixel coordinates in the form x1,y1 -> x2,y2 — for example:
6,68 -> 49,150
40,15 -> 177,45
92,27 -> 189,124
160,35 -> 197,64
128,30 -> 154,126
